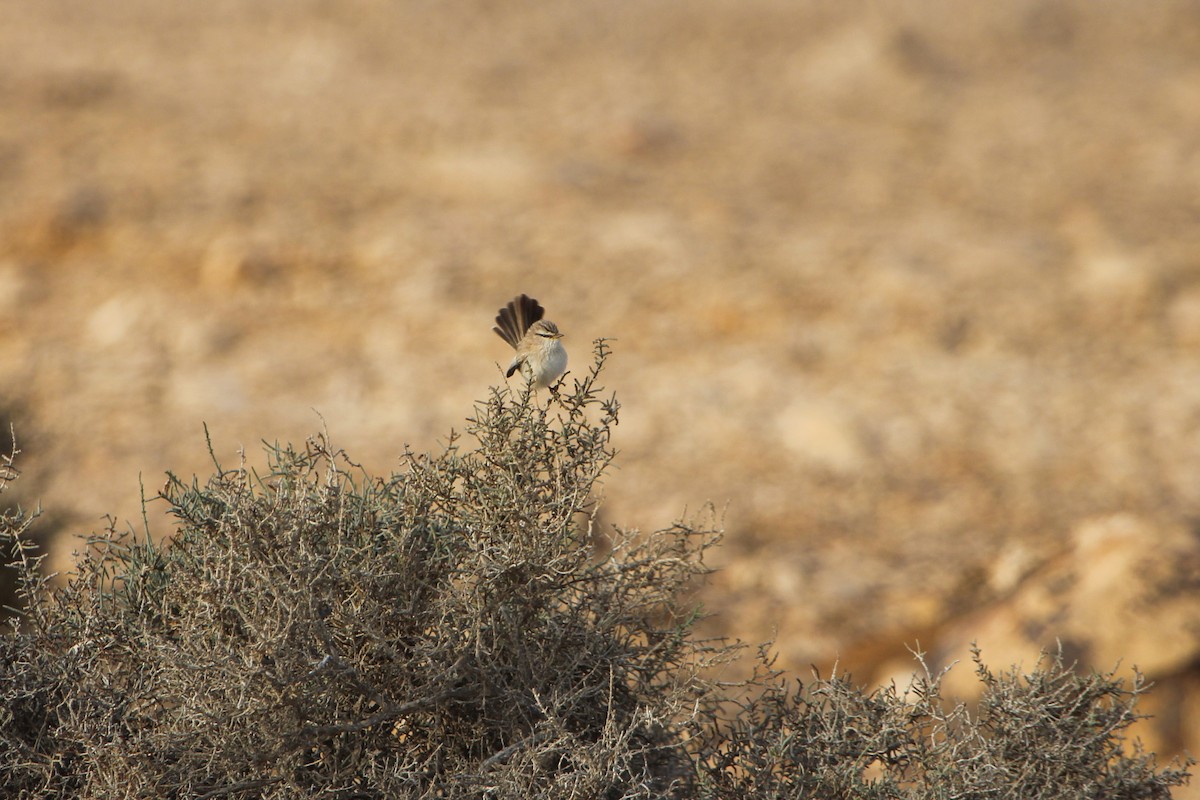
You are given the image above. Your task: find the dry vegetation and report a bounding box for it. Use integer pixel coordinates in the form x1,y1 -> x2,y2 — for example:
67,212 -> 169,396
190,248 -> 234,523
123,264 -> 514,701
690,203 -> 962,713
1,349 -> 1191,798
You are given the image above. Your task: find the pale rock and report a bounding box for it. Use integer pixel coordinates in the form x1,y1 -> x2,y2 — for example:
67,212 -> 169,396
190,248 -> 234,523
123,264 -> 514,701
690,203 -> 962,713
928,514 -> 1200,753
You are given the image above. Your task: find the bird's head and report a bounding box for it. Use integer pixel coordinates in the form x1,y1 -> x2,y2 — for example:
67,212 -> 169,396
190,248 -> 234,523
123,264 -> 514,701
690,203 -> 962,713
531,320 -> 564,340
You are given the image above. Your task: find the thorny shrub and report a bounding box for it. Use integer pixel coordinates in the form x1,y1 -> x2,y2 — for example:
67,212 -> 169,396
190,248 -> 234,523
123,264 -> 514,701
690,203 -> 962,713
0,341 -> 1192,799
691,645 -> 1192,800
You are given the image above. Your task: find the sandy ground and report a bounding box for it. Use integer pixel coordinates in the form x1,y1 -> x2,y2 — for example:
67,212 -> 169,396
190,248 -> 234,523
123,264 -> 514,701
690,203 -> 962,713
2,0 -> 1199,777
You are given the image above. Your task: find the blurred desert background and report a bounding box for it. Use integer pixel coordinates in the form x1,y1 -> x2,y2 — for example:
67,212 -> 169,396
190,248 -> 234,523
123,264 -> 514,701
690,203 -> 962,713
2,0 -> 1199,779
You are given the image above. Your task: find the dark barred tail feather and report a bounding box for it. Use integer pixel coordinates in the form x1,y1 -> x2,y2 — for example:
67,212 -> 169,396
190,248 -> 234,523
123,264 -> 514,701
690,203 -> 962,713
493,294 -> 545,349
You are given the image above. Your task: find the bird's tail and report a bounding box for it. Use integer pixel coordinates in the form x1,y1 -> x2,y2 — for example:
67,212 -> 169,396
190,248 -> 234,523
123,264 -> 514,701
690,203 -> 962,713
492,294 -> 545,349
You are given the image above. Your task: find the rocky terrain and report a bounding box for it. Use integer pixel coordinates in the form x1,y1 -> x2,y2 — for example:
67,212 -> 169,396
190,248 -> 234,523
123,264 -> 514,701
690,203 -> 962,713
2,0 -> 1198,780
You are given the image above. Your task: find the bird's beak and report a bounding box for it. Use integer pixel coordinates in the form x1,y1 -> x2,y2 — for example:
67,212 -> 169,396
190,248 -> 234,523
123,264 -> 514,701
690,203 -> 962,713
554,332 -> 565,339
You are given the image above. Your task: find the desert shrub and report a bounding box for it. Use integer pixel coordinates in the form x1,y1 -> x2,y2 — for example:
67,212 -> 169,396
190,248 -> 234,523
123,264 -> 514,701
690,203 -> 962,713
0,341 -> 724,798
690,647 -> 1192,800
0,342 -> 1191,799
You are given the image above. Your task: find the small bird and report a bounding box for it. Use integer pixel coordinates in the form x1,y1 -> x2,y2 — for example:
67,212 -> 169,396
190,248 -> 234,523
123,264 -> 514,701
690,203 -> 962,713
493,294 -> 567,389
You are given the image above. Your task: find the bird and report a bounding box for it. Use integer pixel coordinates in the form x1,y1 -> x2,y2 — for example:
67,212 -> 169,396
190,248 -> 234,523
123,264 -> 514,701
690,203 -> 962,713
493,294 -> 567,390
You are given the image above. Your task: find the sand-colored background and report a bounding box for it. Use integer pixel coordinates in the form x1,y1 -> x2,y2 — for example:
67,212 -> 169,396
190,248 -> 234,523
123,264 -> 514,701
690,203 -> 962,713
2,0 -> 1199,778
